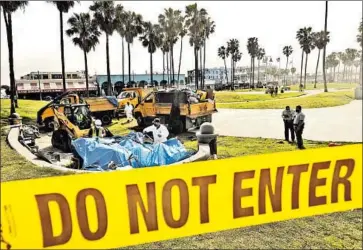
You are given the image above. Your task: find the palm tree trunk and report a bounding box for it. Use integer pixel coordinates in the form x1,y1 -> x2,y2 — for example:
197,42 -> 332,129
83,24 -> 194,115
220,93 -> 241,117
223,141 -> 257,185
314,49 -> 321,88
177,37 -> 183,84
122,37 -> 125,85
253,57 -> 256,88
250,57 -> 253,88
343,65 -> 346,82
299,50 -> 304,88
199,48 -> 203,89
83,50 -> 89,97
4,10 -> 16,114
162,52 -> 165,82
224,58 -> 228,83
171,44 -> 175,85
285,56 -> 289,86
150,52 -> 153,85
257,59 -> 260,83
337,63 -> 340,82
59,11 -> 66,92
106,34 -> 111,95
355,67 -> 358,83
127,42 -> 131,86
167,51 -> 170,86
333,66 -> 336,82
194,47 -> 199,89
304,53 -> 308,88
203,39 -> 207,89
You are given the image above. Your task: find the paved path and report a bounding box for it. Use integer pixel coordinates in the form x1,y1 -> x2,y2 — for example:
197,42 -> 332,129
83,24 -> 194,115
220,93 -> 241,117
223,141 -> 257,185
210,100 -> 362,142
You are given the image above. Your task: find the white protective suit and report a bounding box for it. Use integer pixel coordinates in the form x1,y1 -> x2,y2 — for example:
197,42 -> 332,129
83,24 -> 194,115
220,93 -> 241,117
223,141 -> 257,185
124,104 -> 133,120
143,124 -> 169,144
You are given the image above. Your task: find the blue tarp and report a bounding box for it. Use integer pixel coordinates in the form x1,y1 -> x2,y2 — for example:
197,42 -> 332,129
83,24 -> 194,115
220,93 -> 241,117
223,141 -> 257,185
71,132 -> 193,171
105,96 -> 119,108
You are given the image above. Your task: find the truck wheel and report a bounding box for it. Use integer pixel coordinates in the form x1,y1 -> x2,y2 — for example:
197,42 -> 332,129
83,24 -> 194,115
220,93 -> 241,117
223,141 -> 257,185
44,118 -> 55,132
101,113 -> 112,125
52,130 -> 72,153
206,114 -> 212,123
135,113 -> 145,127
171,120 -> 185,134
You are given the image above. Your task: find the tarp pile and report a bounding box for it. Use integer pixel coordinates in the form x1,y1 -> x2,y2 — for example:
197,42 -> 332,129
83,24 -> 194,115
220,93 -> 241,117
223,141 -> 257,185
71,132 -> 194,171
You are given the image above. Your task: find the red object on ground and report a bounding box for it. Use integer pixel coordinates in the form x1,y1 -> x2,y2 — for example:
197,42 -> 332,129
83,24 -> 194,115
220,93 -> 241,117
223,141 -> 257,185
328,142 -> 342,147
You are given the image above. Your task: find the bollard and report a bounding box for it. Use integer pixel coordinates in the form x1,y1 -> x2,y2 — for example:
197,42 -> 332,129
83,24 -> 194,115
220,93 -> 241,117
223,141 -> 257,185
8,113 -> 22,125
196,122 -> 218,160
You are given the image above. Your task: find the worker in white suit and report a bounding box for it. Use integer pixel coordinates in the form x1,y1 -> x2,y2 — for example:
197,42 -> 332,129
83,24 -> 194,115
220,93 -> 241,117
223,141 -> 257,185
143,118 -> 169,144
124,102 -> 134,123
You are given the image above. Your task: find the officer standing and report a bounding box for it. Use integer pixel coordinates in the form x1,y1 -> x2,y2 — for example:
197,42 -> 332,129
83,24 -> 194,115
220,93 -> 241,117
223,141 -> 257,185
281,106 -> 295,143
293,105 -> 305,149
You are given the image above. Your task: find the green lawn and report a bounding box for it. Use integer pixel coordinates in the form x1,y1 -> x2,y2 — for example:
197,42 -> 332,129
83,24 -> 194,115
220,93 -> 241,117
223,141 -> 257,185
1,99 -> 361,249
289,82 -> 358,91
217,90 -> 354,109
215,92 -> 305,103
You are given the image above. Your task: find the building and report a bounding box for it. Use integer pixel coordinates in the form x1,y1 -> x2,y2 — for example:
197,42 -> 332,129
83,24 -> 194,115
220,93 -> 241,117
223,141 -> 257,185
95,73 -> 186,94
187,67 -> 231,84
16,71 -> 98,99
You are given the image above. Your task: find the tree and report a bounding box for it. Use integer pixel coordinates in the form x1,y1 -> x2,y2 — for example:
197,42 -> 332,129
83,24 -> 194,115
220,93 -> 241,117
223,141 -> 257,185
201,16 -> 215,88
357,21 -> 362,85
160,38 -> 170,84
1,1 -> 28,114
312,31 -> 330,88
217,46 -> 229,83
90,1 -> 117,95
122,10 -> 143,86
66,12 -> 100,97
227,39 -> 241,89
345,48 -> 359,83
115,4 -> 126,85
296,27 -> 314,89
247,37 -> 259,88
322,1 -> 329,92
282,45 -> 293,85
185,3 -> 207,89
177,14 -> 187,84
336,52 -> 344,81
48,1 -> 77,92
276,57 -> 281,83
139,22 -> 162,86
257,47 -> 265,84
353,60 -> 360,83
159,8 -> 182,86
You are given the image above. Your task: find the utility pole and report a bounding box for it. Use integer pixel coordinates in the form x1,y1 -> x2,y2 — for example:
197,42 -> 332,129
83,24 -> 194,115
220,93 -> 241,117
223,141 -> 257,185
38,71 -> 42,101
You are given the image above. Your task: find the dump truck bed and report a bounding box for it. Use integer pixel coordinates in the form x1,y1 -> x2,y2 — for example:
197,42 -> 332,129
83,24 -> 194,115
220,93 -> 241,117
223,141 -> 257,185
85,97 -> 118,112
154,101 -> 216,118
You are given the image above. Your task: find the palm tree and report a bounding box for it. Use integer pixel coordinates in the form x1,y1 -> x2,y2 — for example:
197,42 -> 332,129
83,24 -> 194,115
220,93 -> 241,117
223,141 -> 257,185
345,48 -> 359,83
336,52 -> 344,81
353,60 -> 360,83
282,46 -> 293,86
322,1 -> 329,92
159,8 -> 182,86
296,27 -> 313,89
247,37 -> 259,88
1,1 -> 28,114
276,57 -> 281,83
227,39 -> 241,89
160,38 -> 169,84
185,3 -> 207,89
218,46 -> 229,84
123,10 -> 143,86
177,14 -> 187,84
115,4 -> 126,85
201,16 -> 215,88
257,47 -> 265,84
49,1 -> 77,92
357,21 -> 362,85
90,1 -> 117,95
312,31 -> 330,88
139,22 -> 162,86
66,12 -> 100,97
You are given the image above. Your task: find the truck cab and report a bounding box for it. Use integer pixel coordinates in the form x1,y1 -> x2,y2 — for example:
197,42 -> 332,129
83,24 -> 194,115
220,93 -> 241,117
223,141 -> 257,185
117,88 -> 151,115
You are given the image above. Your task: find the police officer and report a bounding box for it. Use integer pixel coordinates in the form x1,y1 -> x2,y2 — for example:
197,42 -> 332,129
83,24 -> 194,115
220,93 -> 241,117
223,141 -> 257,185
293,105 -> 305,149
88,119 -> 106,138
281,106 -> 295,143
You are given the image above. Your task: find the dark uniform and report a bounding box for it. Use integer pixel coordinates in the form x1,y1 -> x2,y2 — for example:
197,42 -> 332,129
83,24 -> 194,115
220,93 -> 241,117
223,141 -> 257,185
293,106 -> 305,149
281,107 -> 295,142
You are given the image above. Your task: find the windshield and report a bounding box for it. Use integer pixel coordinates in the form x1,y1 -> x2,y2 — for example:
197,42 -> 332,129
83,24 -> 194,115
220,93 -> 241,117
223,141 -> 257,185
118,91 -> 135,99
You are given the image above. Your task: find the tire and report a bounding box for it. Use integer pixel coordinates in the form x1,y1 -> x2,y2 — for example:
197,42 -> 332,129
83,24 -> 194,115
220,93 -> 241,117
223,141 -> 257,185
100,113 -> 112,125
44,118 -> 55,132
171,119 -> 185,134
135,113 -> 145,127
51,130 -> 72,153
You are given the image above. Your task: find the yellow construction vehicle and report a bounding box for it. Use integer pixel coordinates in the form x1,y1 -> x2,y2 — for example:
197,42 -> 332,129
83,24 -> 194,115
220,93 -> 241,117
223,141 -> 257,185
133,89 -> 217,134
117,87 -> 151,115
37,91 -> 120,130
50,103 -> 113,152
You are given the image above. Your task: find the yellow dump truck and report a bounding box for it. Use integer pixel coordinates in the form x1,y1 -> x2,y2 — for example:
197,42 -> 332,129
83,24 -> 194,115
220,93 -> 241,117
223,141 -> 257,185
133,89 -> 217,134
37,91 -> 120,130
117,87 -> 151,115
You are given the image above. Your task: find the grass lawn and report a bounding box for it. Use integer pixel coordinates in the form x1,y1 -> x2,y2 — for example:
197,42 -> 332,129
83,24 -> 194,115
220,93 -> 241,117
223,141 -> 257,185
289,82 -> 358,91
215,91 -> 305,103
217,90 -> 354,109
1,99 -> 361,249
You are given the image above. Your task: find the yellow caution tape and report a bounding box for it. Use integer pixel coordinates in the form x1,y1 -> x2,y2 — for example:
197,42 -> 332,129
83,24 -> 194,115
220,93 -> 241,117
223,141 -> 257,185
1,144 -> 362,249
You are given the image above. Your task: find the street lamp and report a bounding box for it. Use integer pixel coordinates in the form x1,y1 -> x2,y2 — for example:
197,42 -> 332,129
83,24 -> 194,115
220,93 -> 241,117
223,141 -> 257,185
38,70 -> 42,100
